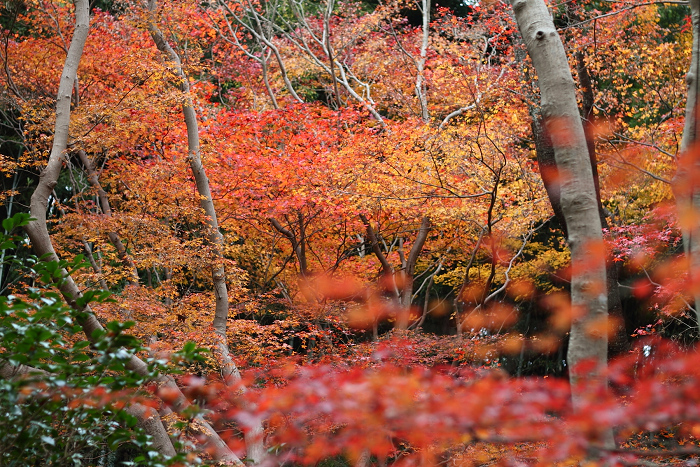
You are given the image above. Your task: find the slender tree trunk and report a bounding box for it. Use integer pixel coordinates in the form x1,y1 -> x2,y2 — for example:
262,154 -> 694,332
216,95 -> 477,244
21,0 -> 245,462
260,48 -> 279,109
77,149 -> 140,284
218,0 -> 304,103
270,216 -> 309,277
415,0 -> 430,122
359,214 -> 401,304
359,214 -> 430,329
144,1 -> 265,461
82,240 -> 109,289
674,0 -> 700,330
225,0 -> 387,127
323,0 -> 342,109
398,216 -> 431,328
359,214 -> 394,276
509,0 -> 612,448
144,0 -> 229,333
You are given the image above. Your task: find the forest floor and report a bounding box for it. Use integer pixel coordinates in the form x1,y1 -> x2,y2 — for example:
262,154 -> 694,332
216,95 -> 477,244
450,431 -> 700,466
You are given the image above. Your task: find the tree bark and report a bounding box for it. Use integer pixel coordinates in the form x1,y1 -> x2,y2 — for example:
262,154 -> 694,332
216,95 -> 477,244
126,403 -> 178,457
398,216 -> 431,328
674,0 -> 700,330
576,51 -> 604,219
144,0 -> 229,335
531,51 -> 627,352
19,0 -> 179,454
415,0 -> 431,122
359,214 -> 394,276
270,216 -> 309,277
509,0 -> 612,447
359,214 -> 430,329
531,113 -> 567,233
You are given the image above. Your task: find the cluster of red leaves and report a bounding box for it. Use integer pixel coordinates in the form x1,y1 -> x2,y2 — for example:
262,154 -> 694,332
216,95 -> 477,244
160,337 -> 700,466
608,203 -> 680,265
606,204 -> 695,320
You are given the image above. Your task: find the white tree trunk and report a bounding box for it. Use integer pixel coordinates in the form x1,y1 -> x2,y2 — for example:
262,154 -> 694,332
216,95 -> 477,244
675,0 -> 700,330
145,2 -> 265,462
145,0 -> 229,341
415,0 -> 430,122
509,0 -> 612,446
0,362 -> 177,458
21,1 -> 247,462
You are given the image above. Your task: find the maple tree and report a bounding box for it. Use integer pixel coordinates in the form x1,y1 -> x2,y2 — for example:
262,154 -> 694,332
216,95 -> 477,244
3,0 -> 700,464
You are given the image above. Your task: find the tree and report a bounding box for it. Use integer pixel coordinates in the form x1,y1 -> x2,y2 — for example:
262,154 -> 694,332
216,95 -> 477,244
509,0 -> 612,446
143,0 -> 264,459
15,0 -> 242,462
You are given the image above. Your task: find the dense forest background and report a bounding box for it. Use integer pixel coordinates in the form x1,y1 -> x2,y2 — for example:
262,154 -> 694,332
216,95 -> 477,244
2,0 -> 700,463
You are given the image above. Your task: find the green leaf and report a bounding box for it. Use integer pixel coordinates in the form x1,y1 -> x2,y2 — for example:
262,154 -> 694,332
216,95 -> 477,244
0,240 -> 16,250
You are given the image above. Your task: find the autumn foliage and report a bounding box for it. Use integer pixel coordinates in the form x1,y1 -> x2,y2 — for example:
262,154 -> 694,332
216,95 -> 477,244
2,0 -> 700,464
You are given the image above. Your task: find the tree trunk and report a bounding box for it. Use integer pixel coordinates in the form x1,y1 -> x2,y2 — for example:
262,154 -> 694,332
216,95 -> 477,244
0,362 -> 177,458
415,0 -> 430,122
359,214 -> 394,276
530,112 -> 567,233
509,0 -> 612,447
576,52 -> 604,219
76,149 -> 140,284
398,216 -> 431,328
143,0 -> 229,334
145,1 -> 265,461
359,214 -> 430,329
674,0 -> 700,331
125,403 -> 178,457
270,215 -> 309,277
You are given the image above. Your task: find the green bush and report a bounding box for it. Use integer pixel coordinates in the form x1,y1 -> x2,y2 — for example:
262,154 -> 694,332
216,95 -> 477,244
0,213 -> 198,466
